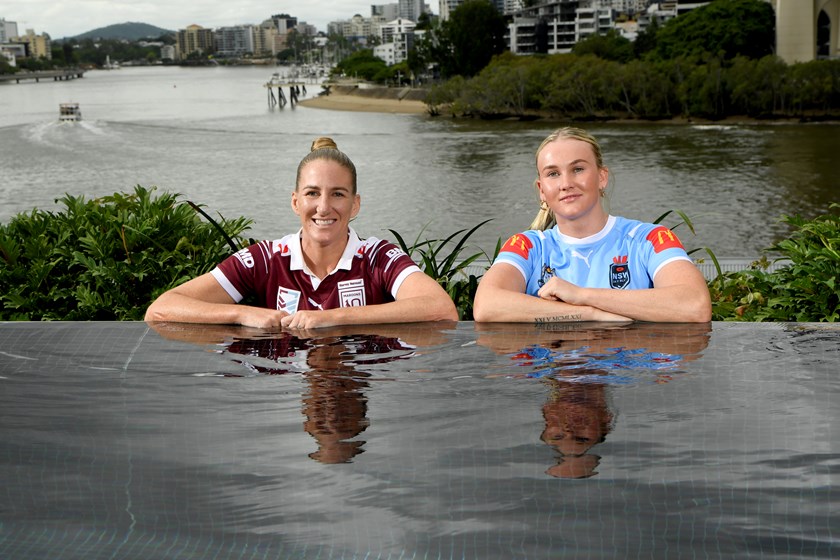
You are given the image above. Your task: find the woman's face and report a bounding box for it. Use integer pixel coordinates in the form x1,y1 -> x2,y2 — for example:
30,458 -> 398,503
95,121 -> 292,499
536,138 -> 608,227
292,159 -> 360,248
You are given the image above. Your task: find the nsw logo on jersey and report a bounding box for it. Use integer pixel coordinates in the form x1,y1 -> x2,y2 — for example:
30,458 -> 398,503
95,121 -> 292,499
338,279 -> 366,308
276,287 -> 301,314
646,226 -> 684,253
609,255 -> 630,289
500,234 -> 533,259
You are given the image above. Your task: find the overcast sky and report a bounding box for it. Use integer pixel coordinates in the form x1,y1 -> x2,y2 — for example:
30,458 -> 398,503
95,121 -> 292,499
3,0 -> 421,39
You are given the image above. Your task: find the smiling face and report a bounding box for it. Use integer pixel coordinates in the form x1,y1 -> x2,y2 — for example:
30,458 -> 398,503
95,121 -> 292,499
292,159 -> 360,249
536,137 -> 609,233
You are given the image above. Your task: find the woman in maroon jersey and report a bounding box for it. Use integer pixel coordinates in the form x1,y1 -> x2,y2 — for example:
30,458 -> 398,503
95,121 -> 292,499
145,137 -> 457,329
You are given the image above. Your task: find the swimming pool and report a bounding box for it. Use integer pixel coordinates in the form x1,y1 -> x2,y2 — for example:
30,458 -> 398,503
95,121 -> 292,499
1,321 -> 837,559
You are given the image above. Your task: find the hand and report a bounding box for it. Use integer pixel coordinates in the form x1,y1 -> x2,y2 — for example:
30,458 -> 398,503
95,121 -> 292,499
537,276 -> 583,305
280,310 -> 336,330
237,307 -> 289,329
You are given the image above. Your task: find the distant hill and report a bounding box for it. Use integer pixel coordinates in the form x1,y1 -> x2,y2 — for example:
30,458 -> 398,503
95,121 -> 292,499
73,22 -> 174,41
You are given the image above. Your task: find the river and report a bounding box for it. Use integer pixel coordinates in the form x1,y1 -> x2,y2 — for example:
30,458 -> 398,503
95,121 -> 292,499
1,65 -> 837,258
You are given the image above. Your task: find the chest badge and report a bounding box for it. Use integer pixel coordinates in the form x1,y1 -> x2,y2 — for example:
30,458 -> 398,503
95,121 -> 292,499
609,256 -> 630,289
338,279 -> 366,307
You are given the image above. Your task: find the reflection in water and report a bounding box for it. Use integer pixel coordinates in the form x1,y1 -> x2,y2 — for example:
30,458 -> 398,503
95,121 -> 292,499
541,378 -> 613,479
478,322 -> 711,478
149,323 -> 447,464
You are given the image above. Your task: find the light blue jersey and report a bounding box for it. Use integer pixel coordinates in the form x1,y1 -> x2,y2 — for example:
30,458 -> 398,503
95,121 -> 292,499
493,216 -> 693,295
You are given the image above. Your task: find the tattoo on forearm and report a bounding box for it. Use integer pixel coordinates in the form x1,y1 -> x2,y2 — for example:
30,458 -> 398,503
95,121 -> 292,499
534,314 -> 583,324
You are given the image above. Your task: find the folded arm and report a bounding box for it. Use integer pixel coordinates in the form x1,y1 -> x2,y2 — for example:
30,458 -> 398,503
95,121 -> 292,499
536,260 -> 712,323
281,270 -> 458,329
144,273 -> 288,328
473,264 -> 631,323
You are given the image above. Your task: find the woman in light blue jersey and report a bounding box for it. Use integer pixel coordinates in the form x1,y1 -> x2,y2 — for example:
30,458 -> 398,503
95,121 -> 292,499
474,127 -> 711,323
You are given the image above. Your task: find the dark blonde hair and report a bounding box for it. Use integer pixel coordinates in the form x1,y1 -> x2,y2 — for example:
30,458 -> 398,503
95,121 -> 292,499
295,137 -> 358,194
529,127 -> 607,231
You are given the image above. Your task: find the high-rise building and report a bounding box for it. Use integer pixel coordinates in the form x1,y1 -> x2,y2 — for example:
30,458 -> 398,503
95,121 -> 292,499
439,0 -> 464,21
1,18 -> 20,43
175,25 -> 215,60
14,29 -> 52,59
214,26 -> 256,57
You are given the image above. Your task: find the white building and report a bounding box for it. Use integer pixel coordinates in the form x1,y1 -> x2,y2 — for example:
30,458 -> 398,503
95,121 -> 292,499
377,17 -> 417,64
214,25 -> 256,57
1,18 -> 19,42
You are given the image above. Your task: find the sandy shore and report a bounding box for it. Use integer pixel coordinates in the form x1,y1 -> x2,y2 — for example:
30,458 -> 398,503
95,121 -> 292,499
298,93 -> 429,114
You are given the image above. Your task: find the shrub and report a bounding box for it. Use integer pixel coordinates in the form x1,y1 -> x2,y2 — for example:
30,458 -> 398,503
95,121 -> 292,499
709,205 -> 840,321
0,186 -> 252,320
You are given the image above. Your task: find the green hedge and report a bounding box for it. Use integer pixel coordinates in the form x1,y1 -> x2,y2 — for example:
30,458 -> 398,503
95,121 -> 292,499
0,186 -> 252,320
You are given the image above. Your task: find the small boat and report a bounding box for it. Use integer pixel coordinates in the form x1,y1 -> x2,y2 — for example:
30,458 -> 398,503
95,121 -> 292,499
267,72 -> 284,86
59,103 -> 82,122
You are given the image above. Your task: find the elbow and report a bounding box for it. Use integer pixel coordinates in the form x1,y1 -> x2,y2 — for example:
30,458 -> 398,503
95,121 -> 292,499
472,293 -> 495,323
144,301 -> 167,323
682,293 -> 713,323
439,298 -> 459,322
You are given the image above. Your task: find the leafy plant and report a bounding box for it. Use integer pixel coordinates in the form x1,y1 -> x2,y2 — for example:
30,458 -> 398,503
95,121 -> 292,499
707,205 -> 840,322
0,186 -> 252,321
389,219 -> 498,320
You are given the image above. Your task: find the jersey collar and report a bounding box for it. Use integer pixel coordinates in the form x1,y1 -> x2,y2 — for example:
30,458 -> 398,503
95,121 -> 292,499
289,227 -> 363,278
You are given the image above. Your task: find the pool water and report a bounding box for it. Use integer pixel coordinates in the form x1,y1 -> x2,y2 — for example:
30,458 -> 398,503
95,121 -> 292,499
0,321 -> 837,559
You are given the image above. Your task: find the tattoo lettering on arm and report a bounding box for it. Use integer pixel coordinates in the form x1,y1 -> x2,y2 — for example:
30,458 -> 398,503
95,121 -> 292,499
534,314 -> 583,324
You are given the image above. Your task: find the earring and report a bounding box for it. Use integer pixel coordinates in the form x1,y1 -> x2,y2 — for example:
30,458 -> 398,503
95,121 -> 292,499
540,201 -> 549,211
599,189 -> 606,198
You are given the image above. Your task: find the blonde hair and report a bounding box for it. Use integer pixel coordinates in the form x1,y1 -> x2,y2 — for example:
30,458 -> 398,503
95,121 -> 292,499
529,127 -> 607,231
295,137 -> 358,194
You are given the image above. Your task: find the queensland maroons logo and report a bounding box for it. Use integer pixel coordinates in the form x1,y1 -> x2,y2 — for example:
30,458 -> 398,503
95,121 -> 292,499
609,255 -> 630,289
338,279 -> 366,307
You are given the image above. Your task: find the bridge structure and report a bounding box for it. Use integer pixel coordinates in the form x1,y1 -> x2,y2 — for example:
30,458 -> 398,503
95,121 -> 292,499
0,69 -> 85,83
770,0 -> 840,62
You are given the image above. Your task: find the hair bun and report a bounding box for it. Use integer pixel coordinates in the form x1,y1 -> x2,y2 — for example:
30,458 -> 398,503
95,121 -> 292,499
311,137 -> 338,152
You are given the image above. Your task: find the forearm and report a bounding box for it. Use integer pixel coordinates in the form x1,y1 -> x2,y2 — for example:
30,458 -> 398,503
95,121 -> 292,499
144,291 -> 250,325
304,295 -> 458,327
572,285 -> 712,323
473,286 -> 626,323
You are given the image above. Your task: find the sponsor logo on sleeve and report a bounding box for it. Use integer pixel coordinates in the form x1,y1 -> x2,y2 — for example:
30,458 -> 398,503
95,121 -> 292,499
646,226 -> 685,253
276,287 -> 301,314
338,279 -> 366,308
500,234 -> 534,259
609,255 -> 630,289
235,248 -> 255,268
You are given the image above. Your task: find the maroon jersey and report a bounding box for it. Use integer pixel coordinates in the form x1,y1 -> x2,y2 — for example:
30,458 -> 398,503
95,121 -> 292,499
210,228 -> 421,314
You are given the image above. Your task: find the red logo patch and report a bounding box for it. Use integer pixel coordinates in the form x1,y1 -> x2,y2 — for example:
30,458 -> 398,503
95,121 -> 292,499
500,234 -> 534,259
646,227 -> 684,253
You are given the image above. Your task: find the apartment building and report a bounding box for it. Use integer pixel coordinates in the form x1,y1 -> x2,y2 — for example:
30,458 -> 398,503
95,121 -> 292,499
214,26 -> 256,57
175,25 -> 215,60
374,17 -> 417,64
14,29 -> 52,59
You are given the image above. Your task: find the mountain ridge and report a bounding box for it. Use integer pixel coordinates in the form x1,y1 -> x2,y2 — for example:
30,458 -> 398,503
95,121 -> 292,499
71,22 -> 174,41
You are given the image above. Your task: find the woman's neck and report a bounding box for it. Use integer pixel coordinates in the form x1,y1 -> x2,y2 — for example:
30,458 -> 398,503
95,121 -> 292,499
300,234 -> 349,279
556,212 -> 610,239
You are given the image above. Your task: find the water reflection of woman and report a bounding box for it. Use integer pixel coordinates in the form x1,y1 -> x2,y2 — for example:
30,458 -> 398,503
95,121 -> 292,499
149,323 -> 445,464
477,322 -> 710,479
540,377 -> 614,479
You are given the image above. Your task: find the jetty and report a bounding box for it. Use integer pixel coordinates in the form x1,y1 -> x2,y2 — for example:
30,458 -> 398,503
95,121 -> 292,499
0,69 -> 86,84
264,72 -> 308,108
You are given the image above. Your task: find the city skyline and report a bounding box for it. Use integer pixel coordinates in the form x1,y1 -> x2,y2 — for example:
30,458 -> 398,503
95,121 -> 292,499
3,0 -> 432,39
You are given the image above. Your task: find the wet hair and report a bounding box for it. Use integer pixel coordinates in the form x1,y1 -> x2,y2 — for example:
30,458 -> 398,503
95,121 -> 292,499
529,127 -> 606,231
295,137 -> 358,194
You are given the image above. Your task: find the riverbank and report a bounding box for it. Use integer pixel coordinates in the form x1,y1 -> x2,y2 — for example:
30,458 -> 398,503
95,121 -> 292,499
298,84 -> 428,114
299,83 -> 839,124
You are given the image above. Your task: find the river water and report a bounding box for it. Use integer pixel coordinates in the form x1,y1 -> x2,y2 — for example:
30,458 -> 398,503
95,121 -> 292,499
1,65 -> 837,258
